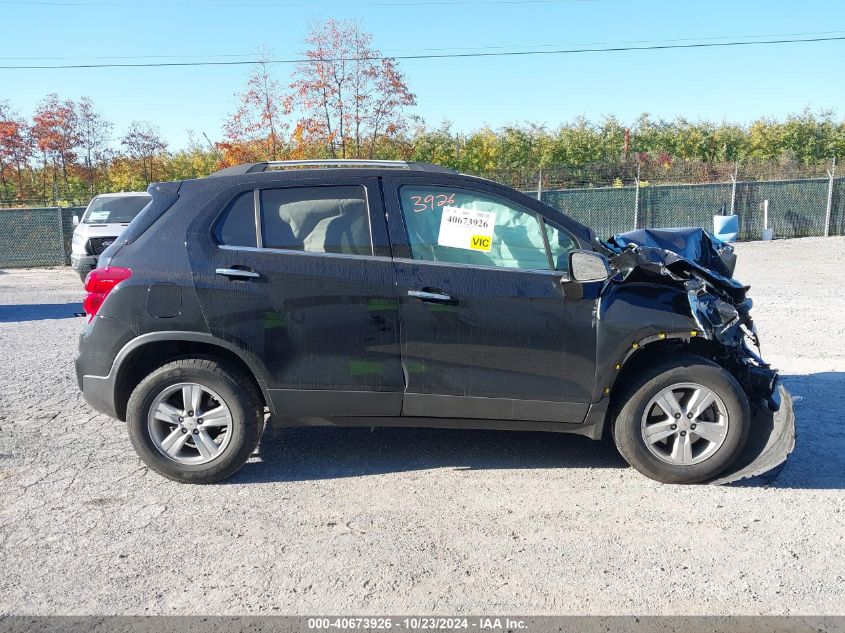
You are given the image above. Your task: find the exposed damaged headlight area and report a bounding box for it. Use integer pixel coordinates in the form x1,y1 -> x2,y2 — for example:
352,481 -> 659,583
602,227 -> 781,411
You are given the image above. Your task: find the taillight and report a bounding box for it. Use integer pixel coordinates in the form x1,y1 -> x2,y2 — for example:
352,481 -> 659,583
83,266 -> 132,321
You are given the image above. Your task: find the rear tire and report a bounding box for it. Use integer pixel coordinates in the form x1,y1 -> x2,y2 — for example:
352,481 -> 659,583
612,354 -> 750,484
126,358 -> 264,484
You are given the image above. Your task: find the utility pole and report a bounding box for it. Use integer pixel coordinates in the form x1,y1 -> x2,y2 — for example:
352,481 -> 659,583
85,156 -> 93,199
537,168 -> 543,201
203,132 -> 225,165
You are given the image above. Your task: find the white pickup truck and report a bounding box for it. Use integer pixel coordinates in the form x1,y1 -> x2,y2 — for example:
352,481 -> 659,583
71,192 -> 151,281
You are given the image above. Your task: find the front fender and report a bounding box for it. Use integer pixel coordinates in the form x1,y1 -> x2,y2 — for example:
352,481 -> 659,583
594,282 -> 700,401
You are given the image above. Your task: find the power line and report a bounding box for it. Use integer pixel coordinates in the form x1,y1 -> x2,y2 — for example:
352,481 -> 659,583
2,30 -> 844,62
0,0 -> 577,5
2,34 -> 844,70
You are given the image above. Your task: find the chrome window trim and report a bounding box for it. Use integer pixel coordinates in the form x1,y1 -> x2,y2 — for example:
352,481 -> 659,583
392,256 -> 570,279
218,244 -> 392,263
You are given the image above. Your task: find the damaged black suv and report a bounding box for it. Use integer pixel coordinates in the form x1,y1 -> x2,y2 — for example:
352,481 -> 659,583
75,160 -> 793,484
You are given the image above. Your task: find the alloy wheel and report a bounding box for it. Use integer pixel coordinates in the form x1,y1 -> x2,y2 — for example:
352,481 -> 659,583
147,382 -> 233,465
640,382 -> 730,466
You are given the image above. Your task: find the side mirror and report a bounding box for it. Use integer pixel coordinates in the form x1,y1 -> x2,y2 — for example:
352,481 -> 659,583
72,215 -> 80,226
569,250 -> 611,282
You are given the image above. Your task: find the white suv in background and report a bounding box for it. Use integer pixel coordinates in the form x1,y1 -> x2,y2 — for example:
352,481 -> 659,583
71,191 -> 151,281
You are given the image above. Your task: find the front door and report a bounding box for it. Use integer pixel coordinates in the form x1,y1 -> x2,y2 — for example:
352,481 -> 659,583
382,177 -> 601,423
187,177 -> 404,417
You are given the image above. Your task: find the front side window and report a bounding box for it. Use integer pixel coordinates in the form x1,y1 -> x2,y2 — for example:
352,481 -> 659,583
260,185 -> 372,256
398,185 -> 553,270
544,221 -> 578,272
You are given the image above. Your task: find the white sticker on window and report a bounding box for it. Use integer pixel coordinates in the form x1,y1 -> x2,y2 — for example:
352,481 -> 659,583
87,211 -> 110,222
437,206 -> 496,252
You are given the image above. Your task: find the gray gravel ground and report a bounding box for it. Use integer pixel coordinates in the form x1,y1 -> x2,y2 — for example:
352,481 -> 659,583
0,236 -> 843,616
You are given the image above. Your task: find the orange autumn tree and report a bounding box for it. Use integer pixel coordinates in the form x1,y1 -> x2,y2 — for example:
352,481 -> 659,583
290,19 -> 417,159
221,52 -> 289,165
31,93 -> 79,200
0,100 -> 33,201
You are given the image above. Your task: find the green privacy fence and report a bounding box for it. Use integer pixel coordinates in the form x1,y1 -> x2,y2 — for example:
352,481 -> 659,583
1,176 -> 843,268
0,207 -> 85,268
541,177 -> 845,240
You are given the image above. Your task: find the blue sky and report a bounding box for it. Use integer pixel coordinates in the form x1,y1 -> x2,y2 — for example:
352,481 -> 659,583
1,0 -> 844,149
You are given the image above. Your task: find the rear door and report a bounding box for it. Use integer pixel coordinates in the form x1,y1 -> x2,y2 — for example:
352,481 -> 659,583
382,176 -> 601,423
187,176 -> 404,417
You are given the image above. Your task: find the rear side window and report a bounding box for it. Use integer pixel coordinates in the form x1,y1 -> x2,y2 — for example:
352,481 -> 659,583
216,191 -> 257,247
260,185 -> 372,256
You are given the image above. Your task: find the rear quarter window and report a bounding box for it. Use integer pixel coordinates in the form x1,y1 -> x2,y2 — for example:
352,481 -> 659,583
215,191 -> 257,248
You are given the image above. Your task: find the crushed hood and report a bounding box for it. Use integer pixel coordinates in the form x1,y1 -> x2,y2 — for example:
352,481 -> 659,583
608,227 -> 737,277
602,226 -> 749,308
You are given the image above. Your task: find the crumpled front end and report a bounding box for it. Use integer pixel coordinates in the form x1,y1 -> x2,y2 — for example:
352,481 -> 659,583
602,227 -> 795,484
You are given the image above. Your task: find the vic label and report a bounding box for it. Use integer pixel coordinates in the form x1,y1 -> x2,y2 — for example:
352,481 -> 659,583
437,206 -> 495,252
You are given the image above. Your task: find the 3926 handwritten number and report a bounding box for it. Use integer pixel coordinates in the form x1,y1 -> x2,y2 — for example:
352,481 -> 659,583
410,193 -> 456,213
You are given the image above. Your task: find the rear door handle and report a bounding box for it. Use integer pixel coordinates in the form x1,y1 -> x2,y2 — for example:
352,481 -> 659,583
408,290 -> 452,302
216,267 -> 261,280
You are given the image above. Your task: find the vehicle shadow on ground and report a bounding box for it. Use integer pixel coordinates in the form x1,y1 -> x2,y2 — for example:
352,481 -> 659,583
0,302 -> 84,323
230,425 -> 627,484
232,372 -> 844,488
730,372 -> 844,490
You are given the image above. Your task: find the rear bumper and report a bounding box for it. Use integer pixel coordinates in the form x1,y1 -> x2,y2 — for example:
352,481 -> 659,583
75,315 -> 136,420
80,374 -> 119,419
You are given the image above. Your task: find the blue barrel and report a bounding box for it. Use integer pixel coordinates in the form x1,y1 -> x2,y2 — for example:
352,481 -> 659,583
713,214 -> 739,243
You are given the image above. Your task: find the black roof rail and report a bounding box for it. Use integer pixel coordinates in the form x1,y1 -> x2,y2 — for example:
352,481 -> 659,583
208,159 -> 455,177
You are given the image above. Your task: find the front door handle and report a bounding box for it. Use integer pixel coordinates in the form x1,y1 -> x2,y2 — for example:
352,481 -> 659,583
216,267 -> 260,280
408,290 -> 452,302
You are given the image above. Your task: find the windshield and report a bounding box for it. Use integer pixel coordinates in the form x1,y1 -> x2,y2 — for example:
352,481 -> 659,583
82,195 -> 151,224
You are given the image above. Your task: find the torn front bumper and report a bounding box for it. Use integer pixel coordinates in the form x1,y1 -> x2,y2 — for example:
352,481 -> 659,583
711,385 -> 796,485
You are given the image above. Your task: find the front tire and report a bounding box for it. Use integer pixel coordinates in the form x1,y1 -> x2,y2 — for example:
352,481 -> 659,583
612,354 -> 750,484
126,358 -> 264,484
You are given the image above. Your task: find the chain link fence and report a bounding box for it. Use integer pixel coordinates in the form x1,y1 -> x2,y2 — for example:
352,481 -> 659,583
538,177 -> 844,241
1,170 -> 843,268
0,207 -> 84,268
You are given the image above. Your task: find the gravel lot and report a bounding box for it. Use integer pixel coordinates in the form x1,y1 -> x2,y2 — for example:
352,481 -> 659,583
0,236 -> 843,616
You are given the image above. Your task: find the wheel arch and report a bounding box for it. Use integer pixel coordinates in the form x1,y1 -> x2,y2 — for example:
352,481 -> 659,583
611,337 -> 718,402
111,332 -> 272,421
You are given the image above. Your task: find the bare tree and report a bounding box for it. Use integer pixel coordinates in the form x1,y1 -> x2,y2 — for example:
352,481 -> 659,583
222,50 -> 289,163
290,19 -> 416,159
77,97 -> 113,195
121,121 -> 167,185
